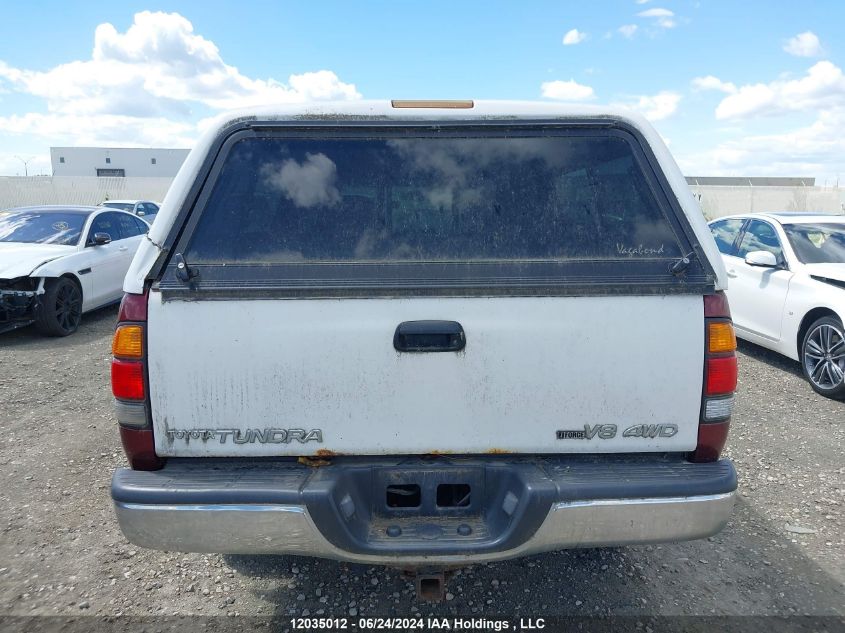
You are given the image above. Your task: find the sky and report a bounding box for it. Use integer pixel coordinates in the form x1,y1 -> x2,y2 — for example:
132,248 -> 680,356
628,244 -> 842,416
0,0 -> 843,182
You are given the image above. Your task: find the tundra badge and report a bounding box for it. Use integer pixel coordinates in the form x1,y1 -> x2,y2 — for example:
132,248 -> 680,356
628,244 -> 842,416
164,428 -> 323,444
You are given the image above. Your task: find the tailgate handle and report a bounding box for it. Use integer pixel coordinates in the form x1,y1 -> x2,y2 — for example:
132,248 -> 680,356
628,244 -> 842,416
393,320 -> 466,352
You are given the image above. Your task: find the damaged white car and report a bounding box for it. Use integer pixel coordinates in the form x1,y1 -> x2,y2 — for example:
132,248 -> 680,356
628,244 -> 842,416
0,205 -> 149,336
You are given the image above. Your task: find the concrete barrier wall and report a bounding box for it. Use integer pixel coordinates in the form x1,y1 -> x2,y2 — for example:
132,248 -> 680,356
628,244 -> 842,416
0,176 -> 173,208
690,185 -> 844,220
1,176 -> 843,221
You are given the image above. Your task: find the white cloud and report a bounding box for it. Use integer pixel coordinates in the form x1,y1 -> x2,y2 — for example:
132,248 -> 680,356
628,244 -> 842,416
637,7 -> 676,29
618,91 -> 682,121
681,61 -> 845,178
0,11 -> 360,149
540,79 -> 596,101
637,8 -> 673,17
635,0 -> 652,3
0,112 -> 198,148
618,24 -> 639,39
714,61 -> 845,120
677,109 -> 845,178
783,31 -> 822,58
692,75 -> 737,94
562,29 -> 588,45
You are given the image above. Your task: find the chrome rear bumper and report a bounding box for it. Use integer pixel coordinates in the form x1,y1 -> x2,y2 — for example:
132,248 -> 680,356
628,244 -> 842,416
112,456 -> 736,566
115,493 -> 734,566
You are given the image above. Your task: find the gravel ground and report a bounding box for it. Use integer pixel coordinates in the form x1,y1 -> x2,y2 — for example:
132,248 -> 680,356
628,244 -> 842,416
0,305 -> 843,620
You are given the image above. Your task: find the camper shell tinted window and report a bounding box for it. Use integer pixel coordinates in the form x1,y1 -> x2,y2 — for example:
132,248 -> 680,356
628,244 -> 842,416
187,136 -> 681,263
159,123 -> 714,296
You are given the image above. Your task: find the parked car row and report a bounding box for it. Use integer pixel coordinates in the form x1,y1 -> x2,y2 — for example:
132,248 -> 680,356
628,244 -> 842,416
0,204 -> 151,336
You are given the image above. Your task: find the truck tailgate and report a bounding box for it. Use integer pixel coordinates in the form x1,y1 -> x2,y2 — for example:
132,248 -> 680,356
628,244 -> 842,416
148,292 -> 703,456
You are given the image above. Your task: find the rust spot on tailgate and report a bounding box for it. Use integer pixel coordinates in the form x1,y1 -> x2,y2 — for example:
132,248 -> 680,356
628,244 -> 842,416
298,456 -> 331,467
297,448 -> 342,467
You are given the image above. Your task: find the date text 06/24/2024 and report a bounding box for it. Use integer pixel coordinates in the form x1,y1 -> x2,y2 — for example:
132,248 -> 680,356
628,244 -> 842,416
289,617 -> 546,631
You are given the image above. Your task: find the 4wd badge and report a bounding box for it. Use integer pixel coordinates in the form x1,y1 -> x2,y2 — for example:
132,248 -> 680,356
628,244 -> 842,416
622,423 -> 678,438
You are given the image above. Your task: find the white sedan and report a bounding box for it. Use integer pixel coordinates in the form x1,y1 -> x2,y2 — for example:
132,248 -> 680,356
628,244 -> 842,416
100,199 -> 160,224
708,212 -> 845,399
0,205 -> 149,336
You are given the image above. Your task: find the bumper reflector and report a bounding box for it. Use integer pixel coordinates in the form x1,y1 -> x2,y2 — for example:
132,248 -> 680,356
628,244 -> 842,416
690,420 -> 731,463
119,426 -> 163,471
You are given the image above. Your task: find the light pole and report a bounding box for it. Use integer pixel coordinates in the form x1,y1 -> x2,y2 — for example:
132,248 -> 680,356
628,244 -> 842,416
14,155 -> 35,177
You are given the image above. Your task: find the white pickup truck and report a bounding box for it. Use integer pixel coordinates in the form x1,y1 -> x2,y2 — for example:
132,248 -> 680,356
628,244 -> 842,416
110,101 -> 738,595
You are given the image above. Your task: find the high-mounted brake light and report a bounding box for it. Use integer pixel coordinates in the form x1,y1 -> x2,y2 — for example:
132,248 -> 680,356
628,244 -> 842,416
112,291 -> 163,470
391,100 -> 474,109
691,291 -> 737,463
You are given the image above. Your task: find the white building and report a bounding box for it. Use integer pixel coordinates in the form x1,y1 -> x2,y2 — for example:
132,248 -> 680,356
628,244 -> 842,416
50,147 -> 190,178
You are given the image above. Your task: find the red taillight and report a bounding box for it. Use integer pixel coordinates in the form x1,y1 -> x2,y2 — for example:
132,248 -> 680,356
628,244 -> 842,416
111,359 -> 145,400
705,356 -> 738,395
692,291 -> 737,463
112,291 -> 162,470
